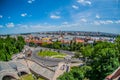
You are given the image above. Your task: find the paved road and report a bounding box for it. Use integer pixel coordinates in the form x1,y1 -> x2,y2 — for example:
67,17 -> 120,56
52,62 -> 67,80
29,46 -> 82,67
31,47 -> 65,66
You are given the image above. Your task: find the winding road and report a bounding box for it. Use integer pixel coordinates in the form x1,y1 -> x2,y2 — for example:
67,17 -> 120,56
29,46 -> 82,67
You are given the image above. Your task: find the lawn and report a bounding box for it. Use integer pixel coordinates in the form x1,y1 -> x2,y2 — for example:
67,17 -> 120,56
20,74 -> 34,80
38,50 -> 66,58
51,55 -> 66,58
20,74 -> 45,80
38,77 -> 45,80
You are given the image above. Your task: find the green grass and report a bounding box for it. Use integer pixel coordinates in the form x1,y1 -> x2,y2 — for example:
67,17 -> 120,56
38,50 -> 66,58
38,77 -> 45,80
52,55 -> 65,58
20,74 -> 34,80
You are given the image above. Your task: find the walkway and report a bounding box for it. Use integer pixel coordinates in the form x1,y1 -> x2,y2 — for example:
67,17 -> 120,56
26,60 -> 55,80
53,62 -> 68,80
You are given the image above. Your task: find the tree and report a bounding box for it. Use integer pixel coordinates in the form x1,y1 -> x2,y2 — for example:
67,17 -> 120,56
83,42 -> 120,80
41,42 -> 48,47
0,36 -> 25,61
0,49 -> 6,61
74,52 -> 82,58
115,35 -> 120,61
58,40 -> 120,80
81,45 -> 93,63
57,66 -> 92,80
52,41 -> 61,49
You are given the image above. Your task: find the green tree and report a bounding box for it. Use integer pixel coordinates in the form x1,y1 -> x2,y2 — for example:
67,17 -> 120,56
74,52 -> 82,58
52,41 -> 61,49
58,40 -> 120,80
115,35 -> 120,61
58,66 -> 92,80
83,42 -> 119,80
0,49 -> 6,61
0,36 -> 25,61
41,42 -> 48,47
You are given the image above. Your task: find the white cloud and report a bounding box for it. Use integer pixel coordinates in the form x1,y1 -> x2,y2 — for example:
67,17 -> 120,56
72,5 -> 79,9
99,21 -> 106,24
21,13 -> 27,17
93,20 -> 114,25
0,15 -> 3,18
85,1 -> 91,5
77,0 -> 91,5
105,20 -> 113,24
10,19 -> 119,34
96,15 -> 100,19
43,22 -> 48,25
80,18 -> 87,22
93,21 -> 100,25
62,22 -> 68,25
28,0 -> 35,4
50,15 -> 61,19
99,20 -> 113,24
6,22 -> 14,28
14,23 -> 82,32
77,0 -> 84,3
28,1 -> 32,3
30,25 -> 44,29
115,20 -> 120,24
0,25 -> 3,28
18,24 -> 29,29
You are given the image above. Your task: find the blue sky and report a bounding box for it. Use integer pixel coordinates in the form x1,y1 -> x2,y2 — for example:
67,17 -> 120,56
0,0 -> 120,34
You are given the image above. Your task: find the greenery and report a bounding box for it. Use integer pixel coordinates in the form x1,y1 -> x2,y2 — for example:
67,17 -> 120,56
0,35 -> 25,61
58,36 -> 120,80
38,77 -> 45,80
29,42 -> 36,47
58,66 -> 91,80
52,55 -> 66,58
41,41 -> 84,52
20,74 -> 34,80
38,50 -> 66,58
115,35 -> 120,61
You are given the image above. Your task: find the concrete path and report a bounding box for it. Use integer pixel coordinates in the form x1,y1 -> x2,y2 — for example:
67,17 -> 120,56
52,62 -> 67,80
26,60 -> 55,80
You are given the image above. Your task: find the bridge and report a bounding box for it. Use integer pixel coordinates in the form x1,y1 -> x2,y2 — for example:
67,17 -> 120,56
0,60 -> 30,80
0,59 -> 57,80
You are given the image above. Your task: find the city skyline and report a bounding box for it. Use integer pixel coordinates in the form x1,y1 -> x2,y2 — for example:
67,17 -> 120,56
0,0 -> 120,34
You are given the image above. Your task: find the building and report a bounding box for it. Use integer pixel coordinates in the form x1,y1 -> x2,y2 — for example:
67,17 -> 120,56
73,37 -> 85,43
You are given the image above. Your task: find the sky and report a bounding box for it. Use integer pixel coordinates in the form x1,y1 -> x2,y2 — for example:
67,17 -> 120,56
0,0 -> 120,34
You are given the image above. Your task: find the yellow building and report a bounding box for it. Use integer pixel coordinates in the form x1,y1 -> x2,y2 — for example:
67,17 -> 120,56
41,37 -> 51,42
